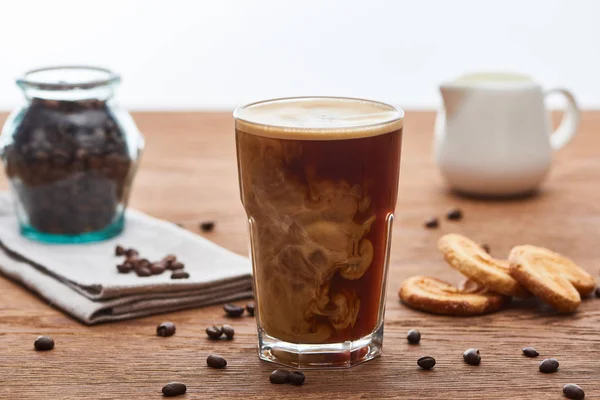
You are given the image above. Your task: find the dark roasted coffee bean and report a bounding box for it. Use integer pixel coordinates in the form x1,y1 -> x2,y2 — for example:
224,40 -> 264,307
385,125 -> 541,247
207,354 -> 227,369
424,217 -> 439,229
563,384 -> 585,400
115,245 -> 126,256
34,335 -> 55,351
463,348 -> 481,365
522,347 -> 539,357
539,358 -> 559,373
136,266 -> 152,277
163,255 -> 177,266
269,369 -> 290,384
171,271 -> 190,279
222,324 -> 235,340
288,371 -> 305,386
446,208 -> 463,221
246,301 -> 255,316
150,262 -> 166,275
169,261 -> 185,270
117,263 -> 132,273
417,356 -> 436,370
162,382 -> 187,397
407,328 -> 421,344
481,244 -> 491,254
157,322 -> 176,337
200,221 -> 215,232
125,248 -> 139,258
206,326 -> 223,339
595,287 -> 600,298
137,259 -> 151,269
224,303 -> 245,318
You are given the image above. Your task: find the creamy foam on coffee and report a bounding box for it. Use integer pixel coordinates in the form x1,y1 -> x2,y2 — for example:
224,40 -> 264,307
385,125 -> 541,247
234,97 -> 403,140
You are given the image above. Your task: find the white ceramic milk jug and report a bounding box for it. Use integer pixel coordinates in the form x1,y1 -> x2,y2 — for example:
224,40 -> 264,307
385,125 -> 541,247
434,73 -> 580,196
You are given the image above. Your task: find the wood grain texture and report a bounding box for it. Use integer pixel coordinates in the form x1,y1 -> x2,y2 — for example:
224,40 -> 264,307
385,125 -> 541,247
0,111 -> 599,400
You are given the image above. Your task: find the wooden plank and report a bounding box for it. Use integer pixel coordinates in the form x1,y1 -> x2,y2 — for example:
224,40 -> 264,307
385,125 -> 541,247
0,111 -> 598,399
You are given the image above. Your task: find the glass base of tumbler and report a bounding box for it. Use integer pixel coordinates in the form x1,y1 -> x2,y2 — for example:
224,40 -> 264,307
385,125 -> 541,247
20,215 -> 124,244
258,323 -> 384,369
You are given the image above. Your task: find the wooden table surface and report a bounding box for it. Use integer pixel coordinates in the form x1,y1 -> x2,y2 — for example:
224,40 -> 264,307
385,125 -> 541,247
0,111 -> 599,399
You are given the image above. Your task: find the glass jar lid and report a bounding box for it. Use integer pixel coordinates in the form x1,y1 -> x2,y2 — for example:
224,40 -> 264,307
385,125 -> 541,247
17,66 -> 120,91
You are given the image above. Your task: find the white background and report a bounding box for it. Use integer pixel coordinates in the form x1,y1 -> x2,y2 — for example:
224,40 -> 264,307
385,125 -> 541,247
0,0 -> 598,110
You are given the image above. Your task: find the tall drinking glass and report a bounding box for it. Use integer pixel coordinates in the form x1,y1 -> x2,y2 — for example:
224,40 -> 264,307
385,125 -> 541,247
234,97 -> 403,368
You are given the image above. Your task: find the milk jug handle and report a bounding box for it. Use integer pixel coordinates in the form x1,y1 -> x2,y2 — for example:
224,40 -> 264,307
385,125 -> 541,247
546,88 -> 580,150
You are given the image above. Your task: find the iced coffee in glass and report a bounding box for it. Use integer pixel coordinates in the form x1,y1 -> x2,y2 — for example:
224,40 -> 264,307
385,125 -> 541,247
234,97 -> 403,368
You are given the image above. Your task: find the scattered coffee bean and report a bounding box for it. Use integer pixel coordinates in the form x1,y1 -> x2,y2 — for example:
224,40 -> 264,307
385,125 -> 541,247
563,384 -> 585,400
269,369 -> 290,384
34,335 -> 55,351
157,322 -> 176,337
481,244 -> 491,254
162,382 -> 187,397
171,271 -> 190,279
150,262 -> 166,275
417,356 -> 436,370
206,326 -> 223,340
163,255 -> 177,265
222,324 -> 235,340
522,347 -> 539,357
446,208 -> 463,221
136,266 -> 152,277
125,248 -> 139,258
407,328 -> 421,344
595,287 -> 600,298
224,303 -> 245,318
207,354 -> 227,369
115,245 -> 126,256
246,301 -> 255,316
539,358 -> 559,373
200,221 -> 215,232
288,371 -> 306,386
117,262 -> 132,273
137,259 -> 151,269
463,348 -> 481,365
169,262 -> 185,271
424,217 -> 439,229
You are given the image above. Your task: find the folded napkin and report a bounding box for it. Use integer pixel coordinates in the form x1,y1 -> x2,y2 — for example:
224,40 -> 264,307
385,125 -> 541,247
0,192 -> 253,324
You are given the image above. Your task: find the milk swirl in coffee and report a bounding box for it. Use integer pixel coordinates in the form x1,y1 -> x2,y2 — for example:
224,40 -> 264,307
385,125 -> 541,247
235,97 -> 403,345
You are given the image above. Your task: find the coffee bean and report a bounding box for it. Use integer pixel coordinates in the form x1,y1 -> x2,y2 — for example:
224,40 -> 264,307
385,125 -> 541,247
563,384 -> 585,400
424,217 -> 439,229
136,266 -> 152,277
162,382 -> 186,397
157,322 -> 176,337
150,262 -> 166,275
288,371 -> 305,386
522,347 -> 539,357
125,248 -> 139,258
539,358 -> 559,373
169,262 -> 185,271
137,259 -> 151,269
407,328 -> 421,344
117,262 -> 132,273
417,356 -> 436,370
595,287 -> 600,298
163,255 -> 177,266
171,271 -> 190,279
246,301 -> 255,316
463,348 -> 481,365
34,335 -> 55,351
115,245 -> 126,256
222,324 -> 235,340
446,208 -> 463,221
206,326 -> 223,339
224,303 -> 245,318
207,355 -> 227,369
269,369 -> 290,384
481,244 -> 491,254
200,221 -> 215,232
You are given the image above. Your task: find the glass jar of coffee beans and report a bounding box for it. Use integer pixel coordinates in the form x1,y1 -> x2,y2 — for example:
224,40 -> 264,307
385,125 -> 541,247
0,66 -> 144,243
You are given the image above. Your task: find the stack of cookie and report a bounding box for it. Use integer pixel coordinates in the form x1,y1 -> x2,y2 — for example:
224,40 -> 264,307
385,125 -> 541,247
399,233 -> 596,315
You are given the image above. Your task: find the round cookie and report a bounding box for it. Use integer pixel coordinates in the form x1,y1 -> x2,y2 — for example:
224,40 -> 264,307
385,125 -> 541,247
399,275 -> 508,316
509,245 -> 596,313
438,233 -> 528,297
